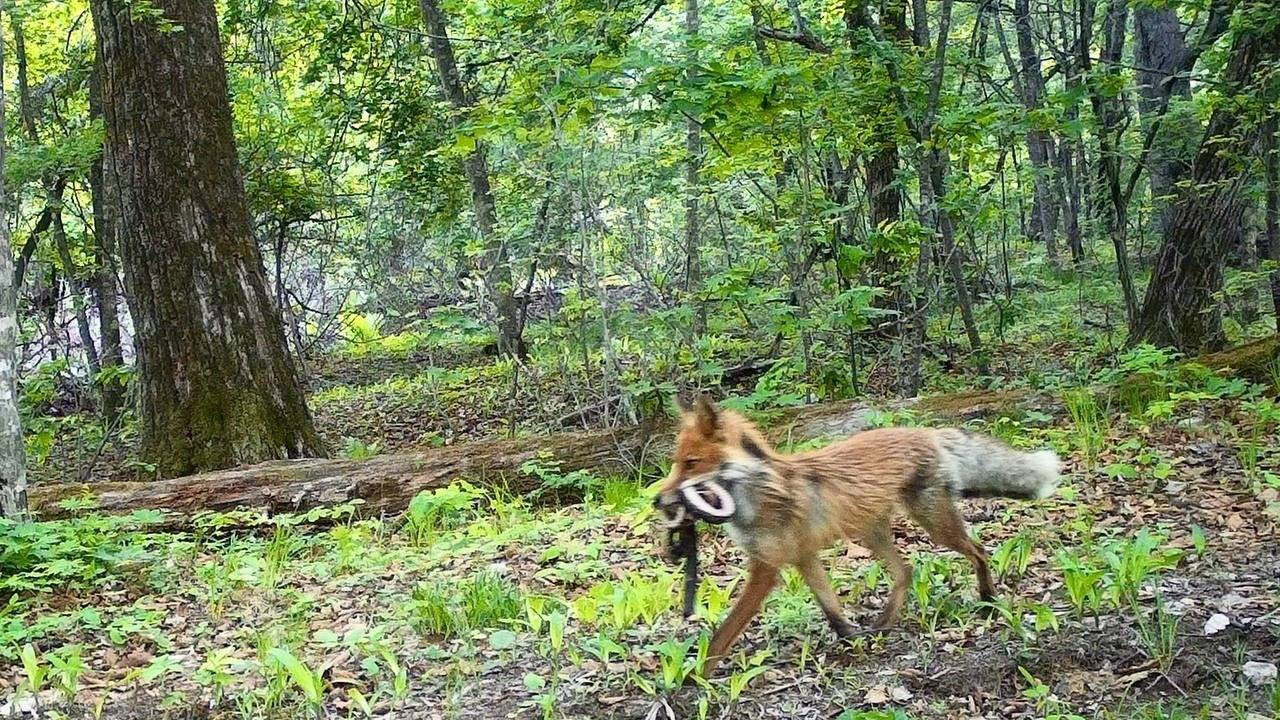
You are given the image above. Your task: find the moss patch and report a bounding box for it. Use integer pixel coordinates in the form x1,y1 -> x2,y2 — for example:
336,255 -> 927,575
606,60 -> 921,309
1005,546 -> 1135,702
1194,335 -> 1279,383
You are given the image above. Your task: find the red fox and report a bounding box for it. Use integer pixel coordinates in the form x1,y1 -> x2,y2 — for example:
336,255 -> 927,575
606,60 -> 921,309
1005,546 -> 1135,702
655,395 -> 1060,677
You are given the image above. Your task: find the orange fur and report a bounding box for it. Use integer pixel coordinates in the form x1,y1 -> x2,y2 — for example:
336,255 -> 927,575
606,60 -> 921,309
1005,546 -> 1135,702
657,395 -> 1059,677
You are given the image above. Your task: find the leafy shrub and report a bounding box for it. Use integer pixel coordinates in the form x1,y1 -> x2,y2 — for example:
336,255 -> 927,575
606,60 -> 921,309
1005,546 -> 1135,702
408,570 -> 523,639
1062,389 -> 1106,465
340,436 -> 380,459
520,456 -> 602,497
403,482 -> 482,544
0,510 -> 165,596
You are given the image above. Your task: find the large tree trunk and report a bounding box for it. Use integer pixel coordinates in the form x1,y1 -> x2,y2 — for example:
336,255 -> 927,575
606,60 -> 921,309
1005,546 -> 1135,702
847,0 -> 908,335
0,9 -> 27,520
419,0 -> 525,359
1083,0 -> 1139,322
1008,0 -> 1059,263
1132,1 -> 1279,350
684,0 -> 706,335
1134,6 -> 1192,241
866,0 -> 906,232
91,0 -> 324,476
88,49 -> 126,420
1264,117 -> 1280,321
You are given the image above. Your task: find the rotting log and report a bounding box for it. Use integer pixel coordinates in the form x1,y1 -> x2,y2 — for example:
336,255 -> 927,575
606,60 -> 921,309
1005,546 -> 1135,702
30,390 -> 1039,520
1195,335 -> 1279,382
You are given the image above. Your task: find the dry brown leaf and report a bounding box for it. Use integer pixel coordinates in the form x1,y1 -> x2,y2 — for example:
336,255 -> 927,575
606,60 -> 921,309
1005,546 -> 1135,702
863,685 -> 889,705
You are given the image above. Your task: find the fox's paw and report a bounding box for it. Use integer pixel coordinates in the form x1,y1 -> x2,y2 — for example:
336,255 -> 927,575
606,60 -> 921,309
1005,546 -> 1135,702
837,623 -> 889,644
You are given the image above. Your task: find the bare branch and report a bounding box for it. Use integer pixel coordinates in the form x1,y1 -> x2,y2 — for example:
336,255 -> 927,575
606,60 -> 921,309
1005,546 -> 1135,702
756,26 -> 832,54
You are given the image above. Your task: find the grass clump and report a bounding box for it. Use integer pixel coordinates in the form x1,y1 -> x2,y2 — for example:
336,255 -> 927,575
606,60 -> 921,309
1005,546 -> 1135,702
408,570 -> 524,639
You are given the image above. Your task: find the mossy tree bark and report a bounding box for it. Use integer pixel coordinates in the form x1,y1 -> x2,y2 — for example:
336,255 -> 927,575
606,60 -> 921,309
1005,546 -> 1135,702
1133,5 -> 1192,240
90,0 -> 325,476
1132,0 -> 1280,351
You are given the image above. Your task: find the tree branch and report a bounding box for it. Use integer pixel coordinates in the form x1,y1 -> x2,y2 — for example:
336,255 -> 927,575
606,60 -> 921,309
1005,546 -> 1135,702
756,26 -> 832,54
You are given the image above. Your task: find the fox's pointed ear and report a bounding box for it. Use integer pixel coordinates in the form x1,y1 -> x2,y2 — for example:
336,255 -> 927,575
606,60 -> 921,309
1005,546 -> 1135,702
694,394 -> 720,436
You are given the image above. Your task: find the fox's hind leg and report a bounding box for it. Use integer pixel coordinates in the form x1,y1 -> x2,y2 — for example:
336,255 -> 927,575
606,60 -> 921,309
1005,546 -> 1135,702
906,488 -> 996,601
797,556 -> 858,639
859,521 -> 910,629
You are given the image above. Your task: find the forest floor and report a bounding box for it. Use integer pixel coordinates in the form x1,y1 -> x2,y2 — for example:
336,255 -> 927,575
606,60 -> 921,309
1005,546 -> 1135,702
3,346 -> 1280,719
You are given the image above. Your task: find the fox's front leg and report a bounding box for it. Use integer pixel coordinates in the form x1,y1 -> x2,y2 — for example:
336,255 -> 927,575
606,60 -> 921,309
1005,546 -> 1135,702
699,559 -> 779,679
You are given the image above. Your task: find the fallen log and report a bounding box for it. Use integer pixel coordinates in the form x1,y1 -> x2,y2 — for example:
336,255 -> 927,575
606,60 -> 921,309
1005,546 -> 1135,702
1195,335 -> 1279,382
27,333 -> 1274,521
29,389 -> 1041,520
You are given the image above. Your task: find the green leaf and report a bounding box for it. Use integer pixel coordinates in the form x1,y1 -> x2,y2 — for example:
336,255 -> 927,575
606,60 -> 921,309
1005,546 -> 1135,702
523,672 -> 546,691
489,629 -> 517,650
267,648 -> 323,704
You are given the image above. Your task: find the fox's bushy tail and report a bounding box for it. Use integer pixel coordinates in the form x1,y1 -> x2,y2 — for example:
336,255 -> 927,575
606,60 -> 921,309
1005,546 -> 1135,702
935,430 -> 1060,500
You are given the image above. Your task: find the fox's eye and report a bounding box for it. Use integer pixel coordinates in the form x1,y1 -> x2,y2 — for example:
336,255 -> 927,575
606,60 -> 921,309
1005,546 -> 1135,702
683,458 -> 699,469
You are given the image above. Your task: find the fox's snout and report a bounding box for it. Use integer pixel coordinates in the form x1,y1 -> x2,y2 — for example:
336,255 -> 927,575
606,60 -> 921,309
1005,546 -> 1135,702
654,478 -> 737,527
653,492 -> 686,524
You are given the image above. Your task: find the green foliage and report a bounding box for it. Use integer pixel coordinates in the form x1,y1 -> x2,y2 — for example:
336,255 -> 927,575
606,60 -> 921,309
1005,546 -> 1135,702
1100,530 -> 1182,606
520,456 -> 603,496
10,0 -> 1280,708
340,436 -> 381,459
599,478 -> 645,512
1062,389 -> 1106,466
408,570 -> 524,639
265,647 -> 326,711
0,511 -> 163,596
1132,598 -> 1179,672
403,482 -> 482,544
990,530 -> 1036,580
1057,550 -> 1105,618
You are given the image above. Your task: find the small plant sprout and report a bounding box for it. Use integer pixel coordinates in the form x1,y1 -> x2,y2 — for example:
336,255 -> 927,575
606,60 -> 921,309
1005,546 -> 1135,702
194,647 -> 239,704
991,530 -> 1036,579
1057,550 -> 1105,618
1018,666 -> 1057,714
379,648 -> 409,701
655,636 -> 697,691
1132,597 -> 1179,673
1190,525 -> 1208,557
347,687 -> 375,717
1063,388 -> 1107,466
727,649 -> 773,704
19,644 -> 49,711
266,647 -> 326,715
46,644 -> 86,703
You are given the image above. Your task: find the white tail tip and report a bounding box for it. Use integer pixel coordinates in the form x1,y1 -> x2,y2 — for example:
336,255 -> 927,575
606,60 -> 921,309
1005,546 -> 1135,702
1029,450 -> 1061,499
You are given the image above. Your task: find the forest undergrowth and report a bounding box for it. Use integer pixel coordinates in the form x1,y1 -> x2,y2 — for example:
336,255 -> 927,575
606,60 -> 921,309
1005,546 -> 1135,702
4,264 -> 1279,720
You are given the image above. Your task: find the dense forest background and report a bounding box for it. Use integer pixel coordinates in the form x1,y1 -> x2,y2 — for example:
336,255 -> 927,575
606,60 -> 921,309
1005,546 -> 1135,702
0,0 -> 1275,493
0,0 -> 1277,716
